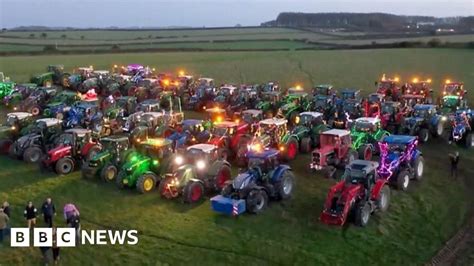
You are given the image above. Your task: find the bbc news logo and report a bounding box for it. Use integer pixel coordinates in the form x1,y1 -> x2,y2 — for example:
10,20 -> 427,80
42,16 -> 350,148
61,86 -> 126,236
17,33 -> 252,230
11,228 -> 138,247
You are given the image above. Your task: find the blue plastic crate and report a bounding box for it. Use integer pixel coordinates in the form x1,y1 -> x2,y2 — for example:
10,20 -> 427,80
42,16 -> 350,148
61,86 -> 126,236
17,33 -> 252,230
211,195 -> 246,215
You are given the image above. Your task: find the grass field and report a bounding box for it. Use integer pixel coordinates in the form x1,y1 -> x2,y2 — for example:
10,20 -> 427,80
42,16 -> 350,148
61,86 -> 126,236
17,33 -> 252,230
0,48 -> 473,265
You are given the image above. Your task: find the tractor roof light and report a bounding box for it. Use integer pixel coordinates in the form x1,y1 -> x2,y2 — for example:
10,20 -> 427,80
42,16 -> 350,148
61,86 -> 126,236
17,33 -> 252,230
178,70 -> 185,76
394,77 -> 400,82
445,79 -> 451,84
196,160 -> 206,170
427,79 -> 432,83
412,78 -> 419,83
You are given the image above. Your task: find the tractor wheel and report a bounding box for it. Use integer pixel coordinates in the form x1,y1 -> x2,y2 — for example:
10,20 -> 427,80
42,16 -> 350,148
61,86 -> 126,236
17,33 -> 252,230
85,145 -> 101,161
55,157 -> 75,175
0,139 -> 13,155
23,146 -> 43,163
300,137 -> 312,153
116,171 -> 127,189
355,201 -> 371,227
376,186 -> 390,212
213,165 -> 231,191
137,173 -> 158,194
413,156 -> 424,181
284,138 -> 299,161
396,169 -> 410,191
8,142 -> 20,159
29,105 -> 41,116
183,181 -> 205,203
217,148 -> 229,161
246,189 -> 268,214
275,170 -> 295,200
101,163 -> 118,183
418,128 -> 429,143
158,176 -> 178,199
434,120 -> 444,137
358,144 -> 373,161
465,133 -> 473,148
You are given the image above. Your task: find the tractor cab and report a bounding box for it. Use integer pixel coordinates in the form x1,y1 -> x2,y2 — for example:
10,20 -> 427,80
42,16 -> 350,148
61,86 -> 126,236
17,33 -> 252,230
75,66 -> 94,78
310,129 -> 354,174
184,144 -> 219,167
339,88 -> 361,102
54,128 -> 93,154
261,81 -> 279,93
287,85 -> 305,95
197,78 -> 215,88
353,117 -> 381,133
412,104 -> 437,119
5,112 -> 33,129
401,94 -> 425,109
375,75 -> 400,100
31,118 -> 62,135
246,149 -> 280,177
442,81 -> 466,98
137,138 -> 173,159
138,112 -> 165,128
439,95 -> 466,116
205,107 -> 227,124
296,112 -> 324,127
137,99 -> 161,112
260,91 -> 281,104
403,78 -> 433,100
210,121 -> 240,138
343,160 -> 379,189
100,135 -> 130,154
313,95 -> 333,112
216,85 -> 238,99
312,84 -> 335,97
250,118 -> 288,152
240,109 -> 263,124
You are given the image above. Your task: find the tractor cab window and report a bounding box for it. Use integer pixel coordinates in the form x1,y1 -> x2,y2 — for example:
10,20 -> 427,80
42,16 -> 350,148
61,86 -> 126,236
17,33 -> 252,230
211,126 -> 229,137
320,135 -> 336,147
378,82 -> 393,90
248,158 -> 265,172
299,115 -> 313,126
6,116 -> 19,127
354,121 -> 374,132
381,104 -> 394,114
187,149 -> 206,163
341,136 -> 351,146
413,108 -> 428,118
443,97 -> 459,108
57,133 -> 74,146
242,113 -> 255,124
389,144 -> 406,154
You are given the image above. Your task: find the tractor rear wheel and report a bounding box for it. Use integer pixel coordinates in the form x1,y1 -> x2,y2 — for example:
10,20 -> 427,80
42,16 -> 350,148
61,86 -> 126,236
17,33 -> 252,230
355,201 -> 371,227
159,176 -> 179,199
8,142 -> 20,159
29,105 -> 41,116
284,138 -> 299,161
55,157 -> 75,175
23,146 -> 43,163
377,186 -> 390,212
136,173 -> 158,194
358,144 -> 373,161
246,189 -> 268,214
183,181 -> 205,203
418,128 -> 429,143
101,163 -> 118,183
434,120 -> 444,137
396,169 -> 410,191
300,137 -> 312,153
116,171 -> 127,189
213,165 -> 231,191
0,139 -> 13,155
465,133 -> 473,148
413,156 -> 424,181
85,145 -> 101,161
275,170 -> 295,200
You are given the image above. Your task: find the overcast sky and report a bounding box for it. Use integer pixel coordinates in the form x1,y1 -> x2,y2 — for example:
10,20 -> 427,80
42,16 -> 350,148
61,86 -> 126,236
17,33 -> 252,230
1,0 -> 472,28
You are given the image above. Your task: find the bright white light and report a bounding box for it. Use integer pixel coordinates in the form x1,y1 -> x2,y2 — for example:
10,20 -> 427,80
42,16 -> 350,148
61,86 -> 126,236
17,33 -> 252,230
196,160 -> 206,170
175,156 -> 183,165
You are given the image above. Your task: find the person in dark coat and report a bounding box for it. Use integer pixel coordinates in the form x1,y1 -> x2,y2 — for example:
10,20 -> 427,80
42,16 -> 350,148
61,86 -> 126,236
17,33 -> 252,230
24,201 -> 38,228
41,198 -> 56,227
449,151 -> 460,179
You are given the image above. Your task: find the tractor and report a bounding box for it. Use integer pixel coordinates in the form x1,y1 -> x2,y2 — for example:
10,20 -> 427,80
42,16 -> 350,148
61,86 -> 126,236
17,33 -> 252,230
310,129 -> 358,178
281,112 -> 329,155
377,135 -> 424,191
116,138 -> 176,193
67,67 -> 94,92
159,143 -> 232,203
238,109 -> 264,134
82,135 -> 133,182
63,101 -> 102,129
441,80 -> 466,99
3,83 -> 38,108
402,78 -> 433,104
255,91 -> 281,118
9,118 -> 62,163
278,91 -> 312,126
0,112 -> 34,154
43,91 -> 82,119
364,93 -> 385,118
375,75 -> 401,101
338,88 -> 361,103
248,118 -> 293,160
333,99 -> 363,129
214,85 -> 239,108
259,81 -> 280,94
40,128 -> 101,175
30,73 -> 54,87
129,112 -> 172,144
380,101 -> 408,133
0,72 -> 16,100
438,95 -> 467,118
166,119 -> 210,151
313,95 -> 337,125
136,99 -> 161,112
399,104 -> 445,143
211,148 -> 294,215
15,87 -> 57,116
320,160 -> 390,227
188,78 -> 216,111
449,109 -> 473,148
208,121 -> 251,166
312,84 -> 335,98
351,117 -> 390,160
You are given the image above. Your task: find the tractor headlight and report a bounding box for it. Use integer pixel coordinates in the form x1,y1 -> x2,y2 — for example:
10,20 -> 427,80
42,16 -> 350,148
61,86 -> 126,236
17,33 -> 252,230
196,160 -> 206,170
174,156 -> 183,165
441,116 -> 447,121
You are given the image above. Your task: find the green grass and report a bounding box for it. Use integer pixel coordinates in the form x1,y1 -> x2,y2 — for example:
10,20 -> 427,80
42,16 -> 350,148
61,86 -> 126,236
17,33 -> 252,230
0,48 -> 473,265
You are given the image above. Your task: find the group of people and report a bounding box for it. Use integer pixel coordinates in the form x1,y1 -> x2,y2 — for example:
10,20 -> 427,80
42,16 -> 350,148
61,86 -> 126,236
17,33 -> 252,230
0,198 -> 81,265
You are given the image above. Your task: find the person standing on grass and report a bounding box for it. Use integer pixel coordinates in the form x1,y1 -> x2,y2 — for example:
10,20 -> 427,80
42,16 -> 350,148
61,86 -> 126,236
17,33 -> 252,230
449,151 -> 460,179
0,208 -> 9,244
24,201 -> 38,229
41,198 -> 56,227
63,203 -> 80,223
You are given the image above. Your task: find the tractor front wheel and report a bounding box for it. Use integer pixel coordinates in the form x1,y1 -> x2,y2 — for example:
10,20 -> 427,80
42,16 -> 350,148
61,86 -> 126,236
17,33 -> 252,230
300,137 -> 312,153
23,146 -> 43,163
418,128 -> 429,143
116,171 -> 127,189
85,145 -> 101,161
355,201 -> 371,227
158,176 -> 179,199
396,169 -> 410,191
275,170 -> 295,200
29,105 -> 41,116
101,163 -> 118,183
183,181 -> 204,203
284,138 -> 299,161
55,157 -> 75,175
413,156 -> 424,181
213,165 -> 231,191
358,144 -> 373,161
377,186 -> 390,212
136,173 -> 158,194
8,142 -> 20,159
246,189 -> 268,214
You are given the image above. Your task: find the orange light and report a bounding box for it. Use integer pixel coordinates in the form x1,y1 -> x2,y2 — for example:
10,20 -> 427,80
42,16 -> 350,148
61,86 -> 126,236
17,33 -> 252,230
252,144 -> 262,152
113,64 -> 118,68
427,79 -> 432,83
235,119 -> 240,123
137,138 -> 141,142
279,146 -> 285,152
203,106 -> 207,110
216,116 -> 223,122
445,79 -> 451,84
443,91 -> 447,95
394,77 -> 400,82
163,79 -> 170,86
178,70 -> 185,76
295,85 -> 302,90
412,78 -> 418,83
457,92 -> 460,95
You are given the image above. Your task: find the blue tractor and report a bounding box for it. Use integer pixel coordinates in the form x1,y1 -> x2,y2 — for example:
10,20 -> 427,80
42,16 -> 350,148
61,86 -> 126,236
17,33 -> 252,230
64,101 -> 102,129
450,109 -> 473,148
377,135 -> 424,191
166,119 -> 210,150
211,149 -> 295,215
399,104 -> 445,142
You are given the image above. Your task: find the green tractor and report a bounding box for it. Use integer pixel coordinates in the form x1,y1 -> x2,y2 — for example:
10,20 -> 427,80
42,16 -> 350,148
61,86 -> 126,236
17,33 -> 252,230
159,143 -> 232,203
278,90 -> 312,126
116,138 -> 176,194
350,117 -> 390,161
30,65 -> 70,87
249,118 -> 297,161
0,72 -> 16,100
0,112 -> 34,154
438,95 -> 467,118
281,111 -> 329,154
255,91 -> 282,118
82,135 -> 133,182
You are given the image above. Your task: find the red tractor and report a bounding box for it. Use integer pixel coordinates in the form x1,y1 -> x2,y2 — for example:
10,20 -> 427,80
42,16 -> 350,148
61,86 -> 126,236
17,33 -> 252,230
310,129 -> 358,178
442,80 -> 467,99
320,160 -> 390,227
402,78 -> 433,104
375,75 -> 401,101
380,101 -> 409,133
364,93 -> 384,118
207,121 -> 251,166
40,128 -> 101,175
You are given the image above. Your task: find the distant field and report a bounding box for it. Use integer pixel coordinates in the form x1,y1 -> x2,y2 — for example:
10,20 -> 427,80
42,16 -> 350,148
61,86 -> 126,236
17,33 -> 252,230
321,34 -> 474,45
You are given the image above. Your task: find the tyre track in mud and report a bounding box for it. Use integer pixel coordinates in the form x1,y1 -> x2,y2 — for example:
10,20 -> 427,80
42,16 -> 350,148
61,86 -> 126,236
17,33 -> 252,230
286,53 -> 315,85
81,217 -> 279,264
